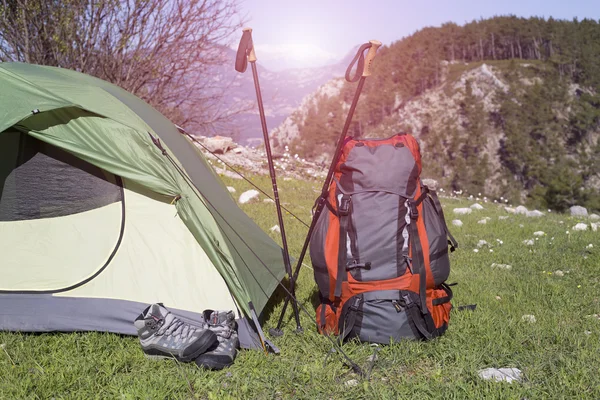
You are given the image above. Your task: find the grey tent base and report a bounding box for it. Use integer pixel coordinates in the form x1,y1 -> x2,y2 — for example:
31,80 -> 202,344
0,294 -> 263,350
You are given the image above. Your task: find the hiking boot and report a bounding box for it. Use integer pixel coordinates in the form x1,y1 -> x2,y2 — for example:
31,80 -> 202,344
195,310 -> 239,370
134,303 -> 218,362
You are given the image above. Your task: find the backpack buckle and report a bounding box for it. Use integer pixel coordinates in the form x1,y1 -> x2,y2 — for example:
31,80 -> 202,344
349,297 -> 361,311
407,200 -> 419,220
338,196 -> 351,216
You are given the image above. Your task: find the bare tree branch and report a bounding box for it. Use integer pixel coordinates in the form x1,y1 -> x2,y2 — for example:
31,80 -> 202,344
0,0 -> 246,134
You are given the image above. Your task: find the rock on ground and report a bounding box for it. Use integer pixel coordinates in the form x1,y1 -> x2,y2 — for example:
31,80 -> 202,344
344,379 -> 359,387
470,203 -> 484,210
478,219 -> 487,224
195,136 -> 328,181
590,213 -> 600,221
515,205 -> 528,215
478,368 -> 523,383
227,186 -> 236,193
491,263 -> 512,270
533,231 -> 545,236
570,205 -> 588,217
422,178 -> 439,189
573,223 -> 588,231
452,220 -> 463,227
522,314 -> 536,323
453,207 -> 472,215
239,189 -> 260,204
202,136 -> 236,154
269,225 -> 281,234
526,210 -> 544,217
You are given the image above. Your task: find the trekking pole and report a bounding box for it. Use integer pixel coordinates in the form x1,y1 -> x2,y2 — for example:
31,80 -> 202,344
270,40 -> 382,336
235,27 -> 302,332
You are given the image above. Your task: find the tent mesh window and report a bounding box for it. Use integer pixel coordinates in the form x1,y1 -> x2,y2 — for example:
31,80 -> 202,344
0,131 -> 122,221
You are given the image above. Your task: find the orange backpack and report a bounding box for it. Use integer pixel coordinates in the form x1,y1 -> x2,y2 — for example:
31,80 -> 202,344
309,133 -> 458,343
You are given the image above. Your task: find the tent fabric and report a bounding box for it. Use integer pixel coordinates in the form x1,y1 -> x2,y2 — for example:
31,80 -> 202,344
55,185 -> 239,314
0,62 -> 285,328
0,295 -> 260,349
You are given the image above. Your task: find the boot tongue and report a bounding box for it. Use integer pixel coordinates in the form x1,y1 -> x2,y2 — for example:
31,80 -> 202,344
210,310 -> 235,326
209,311 -> 229,326
147,303 -> 170,321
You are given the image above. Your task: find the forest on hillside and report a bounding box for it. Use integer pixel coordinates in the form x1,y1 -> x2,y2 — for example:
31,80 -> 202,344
291,16 -> 600,211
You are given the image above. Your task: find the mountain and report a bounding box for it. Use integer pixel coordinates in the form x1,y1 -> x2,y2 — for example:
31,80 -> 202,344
186,46 -> 357,145
270,16 -> 600,212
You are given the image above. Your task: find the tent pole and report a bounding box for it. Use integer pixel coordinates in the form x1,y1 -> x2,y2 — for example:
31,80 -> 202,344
270,40 -> 382,336
236,28 -> 302,332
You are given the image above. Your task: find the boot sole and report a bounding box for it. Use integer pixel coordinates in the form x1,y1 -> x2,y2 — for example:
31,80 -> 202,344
195,356 -> 234,370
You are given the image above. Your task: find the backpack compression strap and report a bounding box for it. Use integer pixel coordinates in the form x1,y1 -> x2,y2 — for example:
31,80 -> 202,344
335,195 -> 352,298
407,199 -> 436,334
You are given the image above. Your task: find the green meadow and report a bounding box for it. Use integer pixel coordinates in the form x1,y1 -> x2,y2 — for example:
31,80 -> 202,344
1,174 -> 599,399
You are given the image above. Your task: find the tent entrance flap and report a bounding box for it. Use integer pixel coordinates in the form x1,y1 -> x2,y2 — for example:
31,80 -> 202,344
0,133 -> 124,292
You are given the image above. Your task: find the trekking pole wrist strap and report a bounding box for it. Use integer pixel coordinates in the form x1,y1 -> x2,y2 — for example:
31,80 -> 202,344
235,28 -> 256,73
345,40 -> 382,82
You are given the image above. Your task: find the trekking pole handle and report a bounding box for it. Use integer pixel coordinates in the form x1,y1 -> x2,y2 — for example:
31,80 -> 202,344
363,40 -> 382,77
242,27 -> 257,62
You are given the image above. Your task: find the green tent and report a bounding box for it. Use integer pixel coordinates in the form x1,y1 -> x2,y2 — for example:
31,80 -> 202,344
0,62 -> 286,347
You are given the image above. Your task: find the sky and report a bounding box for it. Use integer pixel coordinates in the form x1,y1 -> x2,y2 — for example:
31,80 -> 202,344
238,0 -> 600,71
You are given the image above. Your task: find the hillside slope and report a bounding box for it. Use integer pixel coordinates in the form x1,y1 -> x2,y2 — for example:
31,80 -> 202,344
271,17 -> 600,212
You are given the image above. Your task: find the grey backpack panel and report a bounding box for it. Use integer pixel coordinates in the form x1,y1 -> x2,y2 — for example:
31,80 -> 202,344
343,191 -> 409,282
337,144 -> 419,198
339,290 -> 424,344
422,195 -> 451,286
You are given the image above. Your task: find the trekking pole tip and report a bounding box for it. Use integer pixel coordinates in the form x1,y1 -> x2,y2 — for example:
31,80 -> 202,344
363,40 -> 382,77
242,27 -> 252,33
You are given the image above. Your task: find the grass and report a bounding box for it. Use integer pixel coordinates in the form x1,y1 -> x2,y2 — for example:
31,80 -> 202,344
1,173 -> 599,399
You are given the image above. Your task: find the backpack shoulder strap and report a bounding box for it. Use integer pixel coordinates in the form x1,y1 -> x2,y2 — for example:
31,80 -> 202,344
334,194 -> 352,298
